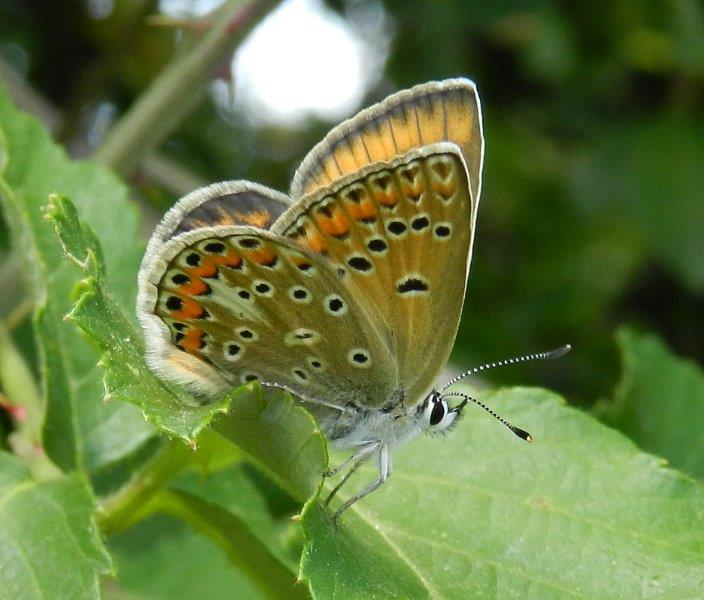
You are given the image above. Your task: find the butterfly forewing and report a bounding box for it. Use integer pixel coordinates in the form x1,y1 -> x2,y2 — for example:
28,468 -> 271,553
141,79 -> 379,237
149,228 -> 398,407
273,144 -> 474,403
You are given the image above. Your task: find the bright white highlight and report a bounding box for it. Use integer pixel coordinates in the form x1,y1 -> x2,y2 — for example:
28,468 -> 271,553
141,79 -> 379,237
232,0 -> 365,124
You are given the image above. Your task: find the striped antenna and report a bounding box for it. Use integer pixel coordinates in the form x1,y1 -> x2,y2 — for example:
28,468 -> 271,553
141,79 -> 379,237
440,344 -> 571,392
443,391 -> 532,442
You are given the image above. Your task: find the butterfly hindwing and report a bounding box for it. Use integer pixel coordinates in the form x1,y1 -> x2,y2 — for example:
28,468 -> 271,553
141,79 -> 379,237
139,226 -> 398,408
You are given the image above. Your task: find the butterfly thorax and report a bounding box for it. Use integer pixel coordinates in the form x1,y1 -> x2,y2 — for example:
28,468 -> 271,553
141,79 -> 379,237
320,402 -> 426,450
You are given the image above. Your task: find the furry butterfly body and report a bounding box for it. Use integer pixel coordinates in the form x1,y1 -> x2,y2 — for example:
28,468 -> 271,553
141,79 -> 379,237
138,78 -> 486,516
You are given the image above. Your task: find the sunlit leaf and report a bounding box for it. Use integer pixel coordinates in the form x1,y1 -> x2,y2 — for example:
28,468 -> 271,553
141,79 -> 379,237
302,387 -> 704,598
0,87 -> 154,472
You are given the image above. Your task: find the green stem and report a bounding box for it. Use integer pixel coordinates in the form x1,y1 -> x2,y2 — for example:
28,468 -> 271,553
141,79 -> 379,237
93,0 -> 282,177
98,437 -> 198,535
154,488 -> 310,600
3,297 -> 33,332
99,434 -> 309,598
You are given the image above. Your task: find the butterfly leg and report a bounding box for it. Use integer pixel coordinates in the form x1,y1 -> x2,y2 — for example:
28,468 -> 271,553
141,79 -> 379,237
323,441 -> 379,506
323,441 -> 378,478
331,443 -> 391,523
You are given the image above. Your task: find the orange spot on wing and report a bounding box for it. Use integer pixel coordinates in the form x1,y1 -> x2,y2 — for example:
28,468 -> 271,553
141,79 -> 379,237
171,297 -> 206,321
432,179 -> 455,198
247,247 -> 277,266
180,278 -> 209,296
212,249 -> 242,268
316,210 -> 350,238
232,210 -> 272,229
369,175 -> 398,208
302,230 -> 327,253
180,327 -> 205,352
346,201 -> 377,222
374,189 -> 398,207
188,257 -> 218,278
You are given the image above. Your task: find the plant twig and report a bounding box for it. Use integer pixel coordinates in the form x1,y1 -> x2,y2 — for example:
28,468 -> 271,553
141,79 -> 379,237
140,153 -> 208,196
93,0 -> 282,177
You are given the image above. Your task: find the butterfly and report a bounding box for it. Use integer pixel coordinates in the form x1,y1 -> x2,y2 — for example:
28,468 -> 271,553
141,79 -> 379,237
137,78 -> 569,520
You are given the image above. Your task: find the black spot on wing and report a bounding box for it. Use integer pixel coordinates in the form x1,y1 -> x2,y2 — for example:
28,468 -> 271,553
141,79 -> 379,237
397,278 -> 429,294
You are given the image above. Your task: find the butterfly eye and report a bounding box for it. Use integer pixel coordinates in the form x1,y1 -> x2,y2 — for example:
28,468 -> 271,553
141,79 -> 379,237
429,400 -> 447,426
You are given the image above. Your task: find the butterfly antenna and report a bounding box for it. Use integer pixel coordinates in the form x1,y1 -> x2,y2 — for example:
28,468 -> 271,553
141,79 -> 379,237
443,391 -> 532,442
440,344 -> 571,392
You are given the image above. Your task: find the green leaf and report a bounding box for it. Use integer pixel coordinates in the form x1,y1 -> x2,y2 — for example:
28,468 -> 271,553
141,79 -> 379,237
46,193 -> 227,442
0,86 -> 154,473
301,387 -> 704,599
49,194 -> 327,499
175,463 -> 304,572
102,444 -> 309,598
597,328 -> 704,479
212,384 -> 327,502
106,514 -> 266,600
146,485 -> 308,599
0,451 -> 112,599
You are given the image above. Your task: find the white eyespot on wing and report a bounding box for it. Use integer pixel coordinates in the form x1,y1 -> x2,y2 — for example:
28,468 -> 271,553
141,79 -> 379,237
252,280 -> 274,297
433,222 -> 453,240
224,342 -> 245,362
385,218 -> 409,239
285,328 -> 321,346
289,285 -> 312,303
365,236 -> 388,255
324,294 -> 348,316
346,253 -> 375,275
347,348 -> 371,368
236,237 -> 262,250
410,213 -> 431,233
236,327 -> 258,342
292,367 -> 309,385
307,356 -> 326,372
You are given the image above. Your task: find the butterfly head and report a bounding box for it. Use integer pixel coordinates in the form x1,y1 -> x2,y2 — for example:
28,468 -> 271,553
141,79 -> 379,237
418,389 -> 468,435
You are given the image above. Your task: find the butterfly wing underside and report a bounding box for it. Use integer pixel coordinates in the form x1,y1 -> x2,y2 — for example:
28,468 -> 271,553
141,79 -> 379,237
138,78 -> 483,413
274,145 -> 473,405
138,224 -> 398,407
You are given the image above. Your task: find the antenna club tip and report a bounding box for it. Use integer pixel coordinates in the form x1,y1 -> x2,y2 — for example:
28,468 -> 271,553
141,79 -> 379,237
547,344 -> 572,359
510,426 -> 533,443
